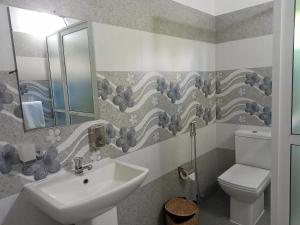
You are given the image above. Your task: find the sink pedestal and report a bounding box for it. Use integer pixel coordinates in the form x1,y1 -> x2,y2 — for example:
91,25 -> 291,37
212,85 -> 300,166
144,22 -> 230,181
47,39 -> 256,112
76,207 -> 118,225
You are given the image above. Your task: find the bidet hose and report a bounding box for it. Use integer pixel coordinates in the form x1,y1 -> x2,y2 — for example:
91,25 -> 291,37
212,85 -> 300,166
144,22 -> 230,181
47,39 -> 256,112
190,122 -> 201,204
193,134 -> 201,204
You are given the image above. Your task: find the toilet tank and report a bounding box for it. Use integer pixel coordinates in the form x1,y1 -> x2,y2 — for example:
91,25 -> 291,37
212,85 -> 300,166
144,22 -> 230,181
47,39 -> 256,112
235,129 -> 272,170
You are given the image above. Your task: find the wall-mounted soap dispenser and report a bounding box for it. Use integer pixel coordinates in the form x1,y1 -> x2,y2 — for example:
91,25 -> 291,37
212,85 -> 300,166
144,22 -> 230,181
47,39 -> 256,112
17,143 -> 36,164
88,125 -> 106,150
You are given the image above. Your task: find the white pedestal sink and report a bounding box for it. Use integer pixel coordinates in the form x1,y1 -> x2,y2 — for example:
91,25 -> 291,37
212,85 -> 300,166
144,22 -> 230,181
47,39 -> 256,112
24,158 -> 148,225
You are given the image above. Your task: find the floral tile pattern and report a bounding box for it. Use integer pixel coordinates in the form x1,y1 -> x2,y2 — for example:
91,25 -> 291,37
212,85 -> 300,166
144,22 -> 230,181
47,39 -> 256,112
96,71 -> 216,153
0,67 -> 272,199
216,67 -> 272,126
0,70 -> 216,170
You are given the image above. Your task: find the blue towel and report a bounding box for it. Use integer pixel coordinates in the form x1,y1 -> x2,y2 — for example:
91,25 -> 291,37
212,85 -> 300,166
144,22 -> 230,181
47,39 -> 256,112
22,101 -> 45,129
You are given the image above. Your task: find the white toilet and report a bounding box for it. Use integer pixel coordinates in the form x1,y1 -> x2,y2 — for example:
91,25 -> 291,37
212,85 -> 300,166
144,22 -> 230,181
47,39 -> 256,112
218,129 -> 271,225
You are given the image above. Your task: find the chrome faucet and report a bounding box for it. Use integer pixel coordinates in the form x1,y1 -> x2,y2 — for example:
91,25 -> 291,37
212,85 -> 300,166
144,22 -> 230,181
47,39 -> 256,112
73,157 -> 93,175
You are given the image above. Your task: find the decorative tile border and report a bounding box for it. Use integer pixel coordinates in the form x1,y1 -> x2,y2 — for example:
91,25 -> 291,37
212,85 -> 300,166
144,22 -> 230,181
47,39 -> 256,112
0,67 -> 272,199
0,70 -> 216,165
96,71 -> 216,153
216,67 -> 272,126
0,67 -> 271,169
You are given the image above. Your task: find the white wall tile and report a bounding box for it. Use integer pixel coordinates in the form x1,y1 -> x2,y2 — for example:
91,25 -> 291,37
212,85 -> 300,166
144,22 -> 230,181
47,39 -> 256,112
216,123 -> 239,150
0,5 -> 15,71
92,22 -> 215,72
119,124 -> 216,185
92,22 -> 142,71
216,35 -> 273,71
141,32 -> 215,71
16,56 -> 49,80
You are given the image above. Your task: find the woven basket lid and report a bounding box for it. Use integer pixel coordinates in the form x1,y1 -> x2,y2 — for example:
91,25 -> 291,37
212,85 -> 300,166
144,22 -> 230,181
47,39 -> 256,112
165,198 -> 198,217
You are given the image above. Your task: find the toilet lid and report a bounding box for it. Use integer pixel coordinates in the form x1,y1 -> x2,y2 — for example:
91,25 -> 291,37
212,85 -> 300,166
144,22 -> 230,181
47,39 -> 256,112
218,164 -> 270,192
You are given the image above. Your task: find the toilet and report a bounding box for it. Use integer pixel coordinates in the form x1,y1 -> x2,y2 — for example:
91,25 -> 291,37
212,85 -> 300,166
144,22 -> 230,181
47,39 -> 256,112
218,129 -> 271,225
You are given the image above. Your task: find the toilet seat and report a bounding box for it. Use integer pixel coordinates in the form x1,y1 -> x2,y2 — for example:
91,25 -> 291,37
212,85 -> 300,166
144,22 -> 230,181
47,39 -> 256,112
218,164 -> 270,193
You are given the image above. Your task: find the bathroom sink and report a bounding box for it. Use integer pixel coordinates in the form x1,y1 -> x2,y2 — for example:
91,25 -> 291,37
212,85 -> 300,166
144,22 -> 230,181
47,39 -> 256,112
24,158 -> 149,224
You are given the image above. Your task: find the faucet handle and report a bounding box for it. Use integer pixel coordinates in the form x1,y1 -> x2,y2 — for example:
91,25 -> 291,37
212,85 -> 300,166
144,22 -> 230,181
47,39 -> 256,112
73,157 -> 83,169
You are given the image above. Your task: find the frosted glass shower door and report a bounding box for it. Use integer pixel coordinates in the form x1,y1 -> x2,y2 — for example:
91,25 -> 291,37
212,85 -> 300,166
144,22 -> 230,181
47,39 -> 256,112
47,22 -> 97,126
47,33 -> 67,126
62,28 -> 94,113
47,34 -> 65,110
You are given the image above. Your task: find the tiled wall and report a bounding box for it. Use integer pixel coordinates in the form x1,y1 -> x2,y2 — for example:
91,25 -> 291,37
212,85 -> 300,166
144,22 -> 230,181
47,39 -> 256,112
215,2 -> 273,128
0,1 -> 273,225
215,2 -> 273,43
216,67 -> 272,126
0,1 -> 217,220
0,0 -> 216,43
0,0 -> 216,165
0,70 -> 216,161
97,71 -> 216,153
215,1 -> 273,152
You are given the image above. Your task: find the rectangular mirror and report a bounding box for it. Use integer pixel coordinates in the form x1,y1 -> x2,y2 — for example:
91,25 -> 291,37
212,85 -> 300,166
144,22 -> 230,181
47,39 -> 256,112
9,7 -> 98,131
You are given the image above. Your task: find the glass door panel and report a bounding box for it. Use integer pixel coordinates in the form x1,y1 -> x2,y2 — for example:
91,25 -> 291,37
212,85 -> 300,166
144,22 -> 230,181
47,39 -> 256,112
47,34 -> 65,110
292,0 -> 300,133
62,28 -> 94,113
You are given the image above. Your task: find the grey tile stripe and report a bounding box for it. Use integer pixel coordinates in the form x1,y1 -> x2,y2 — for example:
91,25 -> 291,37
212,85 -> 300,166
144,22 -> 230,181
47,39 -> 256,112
0,0 -> 216,43
2,1 -> 273,44
216,2 -> 273,43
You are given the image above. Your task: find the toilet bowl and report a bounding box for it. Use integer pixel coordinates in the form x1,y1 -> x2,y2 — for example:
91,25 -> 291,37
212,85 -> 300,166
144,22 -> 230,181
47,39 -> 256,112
218,164 -> 270,225
218,129 -> 271,225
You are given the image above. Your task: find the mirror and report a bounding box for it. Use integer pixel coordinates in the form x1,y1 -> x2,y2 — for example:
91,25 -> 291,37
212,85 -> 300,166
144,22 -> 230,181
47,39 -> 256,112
9,7 -> 98,131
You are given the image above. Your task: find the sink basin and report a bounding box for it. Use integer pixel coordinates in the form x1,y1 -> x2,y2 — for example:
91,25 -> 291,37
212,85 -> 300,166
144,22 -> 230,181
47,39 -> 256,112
24,158 -> 148,224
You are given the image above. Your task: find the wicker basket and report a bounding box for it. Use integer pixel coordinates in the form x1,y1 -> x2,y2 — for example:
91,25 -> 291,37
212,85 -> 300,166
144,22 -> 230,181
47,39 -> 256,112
165,198 -> 199,225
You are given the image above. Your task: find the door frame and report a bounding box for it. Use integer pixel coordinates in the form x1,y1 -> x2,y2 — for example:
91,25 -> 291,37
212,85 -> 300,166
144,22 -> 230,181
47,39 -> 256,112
272,0 -> 296,224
